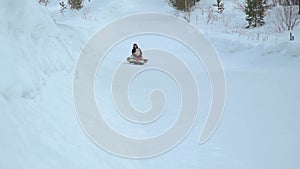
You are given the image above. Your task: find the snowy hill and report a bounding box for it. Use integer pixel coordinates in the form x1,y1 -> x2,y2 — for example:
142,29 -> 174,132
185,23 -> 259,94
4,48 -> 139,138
0,0 -> 81,100
0,0 -> 299,169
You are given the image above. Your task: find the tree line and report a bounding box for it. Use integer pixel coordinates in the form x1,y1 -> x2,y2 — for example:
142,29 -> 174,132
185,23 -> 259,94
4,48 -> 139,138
38,0 -> 300,30
168,0 -> 299,30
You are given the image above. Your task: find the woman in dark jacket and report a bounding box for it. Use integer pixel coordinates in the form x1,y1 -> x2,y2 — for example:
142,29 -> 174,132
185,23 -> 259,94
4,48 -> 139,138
131,43 -> 142,58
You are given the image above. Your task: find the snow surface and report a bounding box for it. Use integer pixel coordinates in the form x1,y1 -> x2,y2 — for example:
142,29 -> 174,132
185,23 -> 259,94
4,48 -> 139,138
0,0 -> 299,169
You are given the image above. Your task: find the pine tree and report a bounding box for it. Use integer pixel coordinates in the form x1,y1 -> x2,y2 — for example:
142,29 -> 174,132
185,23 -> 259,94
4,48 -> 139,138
59,1 -> 67,14
169,0 -> 200,12
169,0 -> 200,22
68,0 -> 83,10
216,0 -> 225,13
39,0 -> 49,6
245,0 -> 266,28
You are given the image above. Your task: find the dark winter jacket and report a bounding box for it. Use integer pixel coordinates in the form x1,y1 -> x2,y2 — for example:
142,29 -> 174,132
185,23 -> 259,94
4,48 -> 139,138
131,48 -> 136,54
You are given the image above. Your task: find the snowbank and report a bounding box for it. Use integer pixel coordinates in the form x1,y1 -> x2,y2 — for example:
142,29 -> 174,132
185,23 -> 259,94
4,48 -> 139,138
0,0 -> 78,100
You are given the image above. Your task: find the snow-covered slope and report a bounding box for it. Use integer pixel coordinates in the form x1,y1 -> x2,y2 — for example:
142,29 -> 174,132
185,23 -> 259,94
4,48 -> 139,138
0,0 -> 299,169
0,0 -> 80,100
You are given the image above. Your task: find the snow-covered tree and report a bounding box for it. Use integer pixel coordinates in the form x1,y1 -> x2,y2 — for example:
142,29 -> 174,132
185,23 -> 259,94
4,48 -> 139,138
169,0 -> 200,22
217,0 -> 225,13
59,1 -> 67,15
169,0 -> 200,11
68,0 -> 83,10
276,0 -> 300,30
38,0 -> 49,6
245,0 -> 266,28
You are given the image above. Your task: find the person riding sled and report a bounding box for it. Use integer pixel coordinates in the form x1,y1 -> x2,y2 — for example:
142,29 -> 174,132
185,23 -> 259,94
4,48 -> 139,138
131,43 -> 143,59
127,43 -> 148,65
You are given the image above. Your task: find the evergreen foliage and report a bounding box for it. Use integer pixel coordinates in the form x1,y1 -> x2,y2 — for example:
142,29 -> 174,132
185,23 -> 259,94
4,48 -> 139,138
169,0 -> 200,12
68,0 -> 83,10
245,0 -> 266,28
